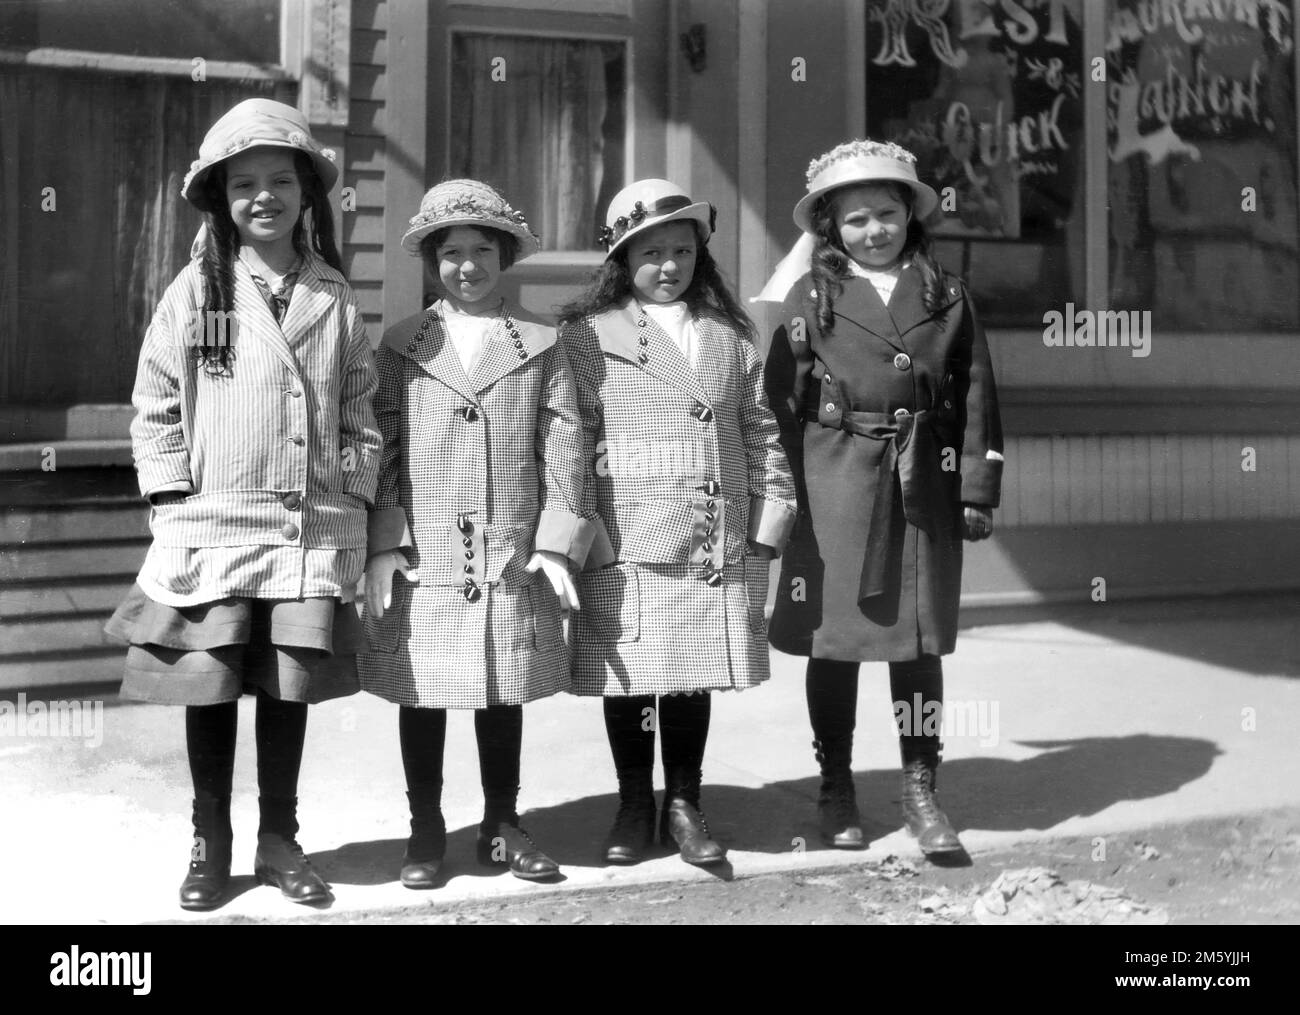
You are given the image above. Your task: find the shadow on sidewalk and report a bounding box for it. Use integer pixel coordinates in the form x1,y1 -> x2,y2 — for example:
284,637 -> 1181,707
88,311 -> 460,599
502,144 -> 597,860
314,733 -> 1219,885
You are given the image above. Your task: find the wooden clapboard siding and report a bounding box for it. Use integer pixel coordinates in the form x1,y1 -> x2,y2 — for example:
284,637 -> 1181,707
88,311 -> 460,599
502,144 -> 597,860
998,434 -> 1300,528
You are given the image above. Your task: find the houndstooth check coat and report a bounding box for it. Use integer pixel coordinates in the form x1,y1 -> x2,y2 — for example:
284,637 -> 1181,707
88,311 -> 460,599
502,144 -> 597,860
357,301 -> 589,709
560,299 -> 797,696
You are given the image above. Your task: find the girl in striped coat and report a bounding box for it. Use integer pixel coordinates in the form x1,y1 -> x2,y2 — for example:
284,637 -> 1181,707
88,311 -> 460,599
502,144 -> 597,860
106,100 -> 381,912
559,180 -> 797,867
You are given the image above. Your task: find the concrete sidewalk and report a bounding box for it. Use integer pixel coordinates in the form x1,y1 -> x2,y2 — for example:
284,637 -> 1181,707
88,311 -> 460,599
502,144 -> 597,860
3,598 -> 1298,924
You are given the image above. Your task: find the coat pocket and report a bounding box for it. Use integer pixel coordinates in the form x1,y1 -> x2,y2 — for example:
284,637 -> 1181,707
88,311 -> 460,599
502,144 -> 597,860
362,573 -> 412,654
743,555 -> 771,635
573,564 -> 640,644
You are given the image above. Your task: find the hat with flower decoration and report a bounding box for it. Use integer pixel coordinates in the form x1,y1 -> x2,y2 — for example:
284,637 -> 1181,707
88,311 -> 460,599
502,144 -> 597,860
181,99 -> 339,212
401,179 -> 540,258
792,138 -> 939,231
598,179 -> 715,260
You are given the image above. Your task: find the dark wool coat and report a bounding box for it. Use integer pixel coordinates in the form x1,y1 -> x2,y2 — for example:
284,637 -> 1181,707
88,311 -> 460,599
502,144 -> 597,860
763,268 -> 1003,662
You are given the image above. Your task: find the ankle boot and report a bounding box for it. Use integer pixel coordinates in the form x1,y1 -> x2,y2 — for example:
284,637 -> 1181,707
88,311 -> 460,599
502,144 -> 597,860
476,816 -> 560,881
900,750 -> 963,856
179,795 -> 233,911
813,739 -> 865,849
660,768 -> 726,866
253,796 -> 331,903
400,792 -> 446,889
603,769 -> 656,865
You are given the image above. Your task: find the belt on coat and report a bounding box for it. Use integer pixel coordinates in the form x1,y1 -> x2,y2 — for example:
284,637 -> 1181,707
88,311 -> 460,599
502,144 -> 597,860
823,407 -> 953,604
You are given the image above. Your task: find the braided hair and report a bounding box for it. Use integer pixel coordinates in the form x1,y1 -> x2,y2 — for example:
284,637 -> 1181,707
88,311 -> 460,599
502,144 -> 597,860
809,181 -> 949,333
194,150 -> 341,374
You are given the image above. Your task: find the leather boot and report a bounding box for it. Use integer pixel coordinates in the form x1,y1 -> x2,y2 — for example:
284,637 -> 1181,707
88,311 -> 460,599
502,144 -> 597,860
476,817 -> 561,881
900,750 -> 963,855
813,739 -> 865,849
603,768 -> 656,865
179,795 -> 232,911
253,796 -> 331,903
400,792 -> 447,889
660,768 -> 726,866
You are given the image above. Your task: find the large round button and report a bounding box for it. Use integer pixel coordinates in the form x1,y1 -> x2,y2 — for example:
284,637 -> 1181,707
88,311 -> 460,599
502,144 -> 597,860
894,352 -> 912,370
281,523 -> 300,540
826,402 -> 836,412
289,435 -> 306,446
894,407 -> 911,420
288,389 -> 303,398
282,491 -> 301,510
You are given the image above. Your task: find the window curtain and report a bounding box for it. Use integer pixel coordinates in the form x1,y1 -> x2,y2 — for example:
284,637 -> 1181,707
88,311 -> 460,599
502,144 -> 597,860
0,66 -> 282,408
449,34 -> 623,251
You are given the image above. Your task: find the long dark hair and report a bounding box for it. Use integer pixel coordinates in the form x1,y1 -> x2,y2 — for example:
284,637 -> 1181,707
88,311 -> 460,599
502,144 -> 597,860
809,181 -> 949,332
558,222 -> 755,339
194,149 -> 342,373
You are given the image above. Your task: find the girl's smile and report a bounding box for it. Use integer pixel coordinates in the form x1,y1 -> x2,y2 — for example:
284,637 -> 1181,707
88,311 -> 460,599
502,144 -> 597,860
833,183 -> 911,269
224,147 -> 303,262
627,221 -> 698,304
436,227 -> 503,312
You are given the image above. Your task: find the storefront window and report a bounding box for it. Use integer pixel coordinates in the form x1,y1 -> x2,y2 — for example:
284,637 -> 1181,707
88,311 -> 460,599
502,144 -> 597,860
1106,0 -> 1298,331
449,32 -> 627,252
865,0 -> 1085,326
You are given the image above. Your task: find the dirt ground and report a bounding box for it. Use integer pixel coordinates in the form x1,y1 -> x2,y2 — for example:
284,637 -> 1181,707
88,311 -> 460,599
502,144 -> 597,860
214,807 -> 1300,926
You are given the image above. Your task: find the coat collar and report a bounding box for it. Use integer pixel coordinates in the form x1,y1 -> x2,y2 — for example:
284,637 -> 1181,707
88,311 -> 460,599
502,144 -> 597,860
380,299 -> 556,400
593,298 -> 709,405
827,267 -> 962,349
227,253 -> 346,377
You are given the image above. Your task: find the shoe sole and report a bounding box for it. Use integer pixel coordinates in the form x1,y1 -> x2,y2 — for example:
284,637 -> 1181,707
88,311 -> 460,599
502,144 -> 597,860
680,852 -> 727,867
903,826 -> 966,855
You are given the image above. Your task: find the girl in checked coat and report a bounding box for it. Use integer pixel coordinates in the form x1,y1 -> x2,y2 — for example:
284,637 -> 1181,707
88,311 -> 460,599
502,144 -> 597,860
762,139 -> 1003,861
106,99 -> 380,911
559,180 -> 797,867
358,180 -> 587,886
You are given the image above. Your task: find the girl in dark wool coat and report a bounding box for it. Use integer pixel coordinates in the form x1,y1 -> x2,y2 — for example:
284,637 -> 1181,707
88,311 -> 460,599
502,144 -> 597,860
762,139 -> 1004,861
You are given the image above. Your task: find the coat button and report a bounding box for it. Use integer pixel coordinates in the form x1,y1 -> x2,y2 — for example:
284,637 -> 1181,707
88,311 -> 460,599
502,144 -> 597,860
894,353 -> 911,370
464,549 -> 474,560
638,353 -> 649,364
826,402 -> 836,412
823,373 -> 832,383
518,349 -> 528,359
282,491 -> 301,510
462,406 -> 479,422
463,582 -> 482,603
289,435 -> 305,446
894,407 -> 911,419
287,389 -> 303,398
281,523 -> 299,540
944,399 -> 953,409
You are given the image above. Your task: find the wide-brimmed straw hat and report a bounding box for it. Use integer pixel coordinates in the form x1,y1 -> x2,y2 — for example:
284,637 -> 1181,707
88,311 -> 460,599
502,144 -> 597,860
598,179 -> 715,259
792,138 -> 939,231
401,179 -> 540,258
182,99 -> 339,212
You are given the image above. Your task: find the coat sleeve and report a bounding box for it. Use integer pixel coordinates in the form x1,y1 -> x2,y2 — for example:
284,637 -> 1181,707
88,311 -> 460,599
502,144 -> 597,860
130,291 -> 193,501
957,288 -> 1004,508
738,331 -> 797,552
338,298 -> 382,507
365,345 -> 411,557
559,320 -> 615,570
532,338 -> 592,566
762,288 -> 816,502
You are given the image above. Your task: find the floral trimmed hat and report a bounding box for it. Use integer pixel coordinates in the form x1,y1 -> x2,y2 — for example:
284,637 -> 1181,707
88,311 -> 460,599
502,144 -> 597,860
181,99 -> 338,211
401,179 -> 540,259
793,138 -> 939,231
598,179 -> 715,259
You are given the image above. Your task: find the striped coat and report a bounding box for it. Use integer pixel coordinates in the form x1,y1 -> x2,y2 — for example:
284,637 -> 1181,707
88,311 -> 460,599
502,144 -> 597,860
560,299 -> 797,696
128,254 -> 380,606
357,302 -> 588,709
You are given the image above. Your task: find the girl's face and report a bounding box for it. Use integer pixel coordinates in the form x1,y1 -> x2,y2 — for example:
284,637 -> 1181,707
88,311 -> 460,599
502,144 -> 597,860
626,221 -> 697,304
834,184 -> 911,269
436,226 -> 502,306
224,148 -> 303,256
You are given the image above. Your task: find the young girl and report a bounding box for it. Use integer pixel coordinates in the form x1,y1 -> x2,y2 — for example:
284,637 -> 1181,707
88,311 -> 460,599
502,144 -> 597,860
559,180 -> 796,867
106,99 -> 380,910
762,139 -> 1003,860
358,180 -> 586,887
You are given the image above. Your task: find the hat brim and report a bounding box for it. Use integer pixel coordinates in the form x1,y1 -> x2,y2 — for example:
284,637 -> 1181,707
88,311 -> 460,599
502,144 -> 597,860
401,217 -> 540,260
793,173 -> 939,232
182,141 -> 340,212
605,202 -> 713,259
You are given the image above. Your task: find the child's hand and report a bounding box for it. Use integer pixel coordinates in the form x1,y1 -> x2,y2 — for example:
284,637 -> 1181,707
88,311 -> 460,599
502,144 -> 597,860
365,551 -> 418,619
526,550 -> 580,612
962,505 -> 993,541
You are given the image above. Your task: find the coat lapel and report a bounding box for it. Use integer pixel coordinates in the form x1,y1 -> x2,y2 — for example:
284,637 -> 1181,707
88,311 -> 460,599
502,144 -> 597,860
279,255 -> 344,351
232,263 -> 300,376
692,312 -> 731,410
595,300 -> 708,405
830,275 -> 907,353
887,266 -> 963,338
381,306 -> 478,403
470,309 -> 557,393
